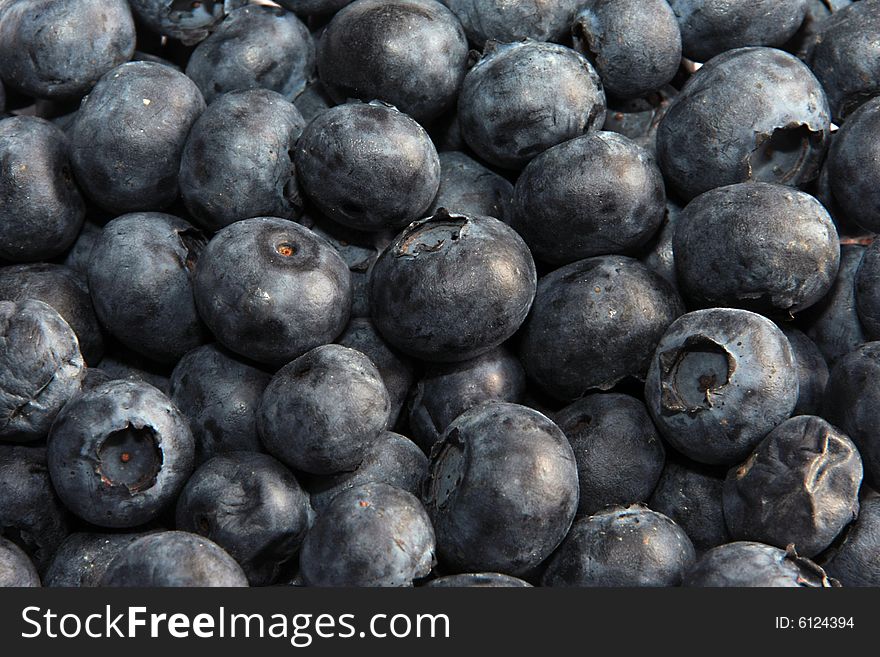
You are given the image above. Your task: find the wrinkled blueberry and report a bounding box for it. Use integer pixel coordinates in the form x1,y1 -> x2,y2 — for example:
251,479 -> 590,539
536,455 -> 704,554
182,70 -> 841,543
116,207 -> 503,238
684,542 -> 838,587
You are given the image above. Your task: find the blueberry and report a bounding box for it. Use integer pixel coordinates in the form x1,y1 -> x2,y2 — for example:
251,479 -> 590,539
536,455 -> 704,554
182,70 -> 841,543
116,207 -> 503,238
669,0 -> 808,63
406,346 -> 526,453
97,341 -> 172,395
258,344 -> 390,475
62,221 -> 102,277
0,0 -> 136,100
185,5 -> 315,104
101,530 -> 248,586
0,264 -> 103,365
640,201 -> 681,292
423,402 -> 579,575
0,536 -> 40,587
684,542 -> 838,587
809,0 -> 880,121
511,131 -> 666,266
722,415 -> 862,558
673,183 -> 839,315
779,325 -> 829,417
428,151 -> 514,222
176,452 -> 312,586
572,0 -> 682,100
0,446 -> 70,573
826,97 -> 880,233
47,379 -> 195,528
0,299 -> 85,443
169,344 -> 270,465
274,0 -> 356,16
43,532 -> 148,587
823,342 -> 880,489
295,102 -> 441,232
179,90 -> 306,230
335,318 -> 414,426
458,41 -> 606,169
300,482 -> 436,587
519,256 -> 684,400
0,117 -> 84,262
644,308 -> 799,465
602,87 -> 677,154
540,505 -> 696,587
649,457 -> 730,551
855,241 -> 880,341
554,393 -> 665,516
785,0 -> 852,62
442,0 -> 581,47
317,0 -> 469,123
656,47 -> 831,201
824,497 -> 880,587
424,573 -> 531,587
87,213 -> 208,364
370,211 -> 536,362
193,217 -> 352,366
308,431 -> 428,514
128,0 -> 247,46
292,80 -> 334,123
69,61 -> 206,214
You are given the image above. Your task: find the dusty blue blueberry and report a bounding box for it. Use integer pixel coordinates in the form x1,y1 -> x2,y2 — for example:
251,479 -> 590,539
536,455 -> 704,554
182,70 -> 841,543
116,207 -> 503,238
47,379 -> 195,528
641,201 -> 681,292
176,452 -> 313,586
0,300 -> 85,443
0,117 -> 84,262
300,482 -> 436,587
193,217 -> 352,366
274,0 -> 356,16
541,505 -> 695,587
458,41 -> 606,169
292,81 -> 334,123
424,573 -> 531,587
855,241 -> 880,340
179,89 -> 307,231
317,0 -> 469,123
170,344 -> 270,465
656,47 -> 831,201
779,325 -> 829,417
519,256 -> 684,400
295,102 -> 441,232
0,0 -> 135,99
441,0 -> 581,47
644,308 -> 799,465
786,0 -> 852,62
428,152 -> 514,222
602,87 -> 677,154
0,536 -> 40,587
573,0 -> 682,99
101,531 -> 248,586
258,344 -> 390,475
423,403 -> 579,575
824,497 -> 880,587
185,5 -> 315,104
69,62 -> 206,214
97,342 -> 172,395
684,542 -> 837,587
512,131 -> 666,266
43,532 -> 149,587
370,211 -> 536,362
128,0 -> 247,45
62,221 -> 102,276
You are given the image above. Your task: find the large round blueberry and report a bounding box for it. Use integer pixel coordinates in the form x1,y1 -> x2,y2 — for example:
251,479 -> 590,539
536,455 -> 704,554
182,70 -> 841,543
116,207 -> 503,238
169,344 -> 270,465
127,0 -> 247,46
684,542 -> 837,587
300,483 -> 436,587
47,380 -> 195,528
258,344 -> 390,475
423,403 -> 579,575
43,532 -> 147,587
87,213 -> 208,363
193,217 -> 352,366
0,536 -> 40,587
644,308 -> 799,465
442,0 -> 581,46
428,152 -> 514,222
541,506 -> 695,587
723,415 -> 862,558
779,325 -> 829,416
458,41 -> 606,169
370,211 -> 536,362
406,346 -> 526,453
0,117 -> 84,262
512,131 -> 666,266
519,256 -> 684,400
855,240 -> 880,340
179,89 -> 307,231
674,183 -> 839,315
317,0 -> 469,123
0,300 -> 85,443
656,47 -> 830,201
572,0 -> 682,99
69,61 -> 206,214
0,0 -> 135,100
295,102 -> 440,232
176,452 -> 312,586
101,531 -> 248,586
824,496 -> 880,587
554,393 -> 665,516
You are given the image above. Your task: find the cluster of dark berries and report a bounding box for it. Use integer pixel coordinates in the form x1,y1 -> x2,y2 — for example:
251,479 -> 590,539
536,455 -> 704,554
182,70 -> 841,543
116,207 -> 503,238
0,0 -> 879,589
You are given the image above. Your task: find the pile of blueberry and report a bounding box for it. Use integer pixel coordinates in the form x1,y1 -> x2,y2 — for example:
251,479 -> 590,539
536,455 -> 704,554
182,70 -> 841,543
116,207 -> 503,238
0,0 -> 879,589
